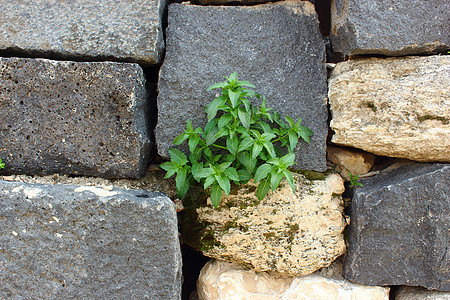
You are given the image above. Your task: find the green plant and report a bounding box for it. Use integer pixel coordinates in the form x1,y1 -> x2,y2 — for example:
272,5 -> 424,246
0,158 -> 4,169
160,72 -> 313,208
348,172 -> 363,187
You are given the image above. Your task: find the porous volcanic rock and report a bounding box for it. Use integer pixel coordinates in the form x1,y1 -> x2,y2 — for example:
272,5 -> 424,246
0,57 -> 152,178
344,162 -> 450,291
0,0 -> 167,65
156,0 -> 328,171
184,172 -> 346,277
197,260 -> 390,300
0,180 -> 181,299
329,55 -> 450,162
331,0 -> 449,56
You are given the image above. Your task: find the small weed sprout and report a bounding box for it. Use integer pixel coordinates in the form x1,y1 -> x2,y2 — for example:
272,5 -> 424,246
348,172 -> 363,188
0,158 -> 4,169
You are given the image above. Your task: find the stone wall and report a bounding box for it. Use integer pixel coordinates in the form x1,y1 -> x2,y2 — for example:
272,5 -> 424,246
0,0 -> 448,299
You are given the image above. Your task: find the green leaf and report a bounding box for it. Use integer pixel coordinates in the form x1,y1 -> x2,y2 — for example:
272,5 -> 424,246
160,161 -> 177,178
298,125 -> 313,143
175,168 -> 188,196
228,72 -> 238,82
252,143 -> 263,160
283,170 -> 296,193
218,113 -> 233,129
285,116 -> 295,128
228,90 -> 241,108
238,137 -> 254,152
206,96 -> 227,121
256,179 -> 270,201
206,126 -> 219,146
262,140 -> 276,158
169,148 -> 187,166
288,131 -> 299,150
204,175 -> 215,189
226,135 -> 239,155
238,151 -> 256,174
218,161 -> 233,173
207,82 -> 226,91
215,174 -> 230,196
281,152 -> 296,166
238,107 -> 251,129
188,134 -> 201,152
224,167 -> 240,182
210,184 -> 223,208
173,133 -> 189,145
270,170 -> 284,191
237,169 -> 252,181
238,80 -> 255,88
254,163 -> 272,183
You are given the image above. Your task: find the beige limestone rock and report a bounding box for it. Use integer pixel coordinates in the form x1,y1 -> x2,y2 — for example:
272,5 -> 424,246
197,260 -> 390,300
395,286 -> 450,300
329,55 -> 450,162
327,146 -> 375,180
193,172 -> 346,277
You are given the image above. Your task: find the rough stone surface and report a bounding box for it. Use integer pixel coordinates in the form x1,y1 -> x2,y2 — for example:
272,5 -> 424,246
327,146 -> 375,180
192,0 -> 270,5
0,0 -> 167,65
395,286 -> 450,300
0,180 -> 182,299
156,0 -> 328,171
331,0 -> 450,56
0,57 -> 152,179
344,163 -> 450,291
329,55 -> 450,162
185,172 -> 346,277
197,260 -> 390,300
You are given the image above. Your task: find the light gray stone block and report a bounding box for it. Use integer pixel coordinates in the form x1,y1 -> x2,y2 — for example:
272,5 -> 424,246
0,180 -> 182,299
331,0 -> 450,56
0,0 -> 168,65
0,57 -> 152,179
156,0 -> 328,171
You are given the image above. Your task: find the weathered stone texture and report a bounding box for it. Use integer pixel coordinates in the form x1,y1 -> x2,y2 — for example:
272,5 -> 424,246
156,0 -> 328,171
331,0 -> 450,56
329,55 -> 450,162
185,173 -> 346,277
327,146 -> 375,180
197,260 -> 390,300
0,180 -> 182,299
344,163 -> 450,291
0,57 -> 152,178
395,286 -> 450,300
0,0 -> 167,65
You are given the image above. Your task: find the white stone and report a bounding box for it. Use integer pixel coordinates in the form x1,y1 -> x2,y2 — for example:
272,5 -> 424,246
197,260 -> 390,300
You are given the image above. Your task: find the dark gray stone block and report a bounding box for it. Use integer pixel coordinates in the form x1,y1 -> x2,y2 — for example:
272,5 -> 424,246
331,0 -> 450,56
0,0 -> 168,65
156,1 -> 328,172
0,180 -> 182,299
344,163 -> 450,291
0,57 -> 152,179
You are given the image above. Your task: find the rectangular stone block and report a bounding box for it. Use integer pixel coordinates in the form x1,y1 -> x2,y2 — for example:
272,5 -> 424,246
0,180 -> 182,299
156,0 -> 328,172
0,57 -> 152,179
344,163 -> 450,291
0,0 -> 168,65
329,55 -> 450,162
331,0 -> 450,56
